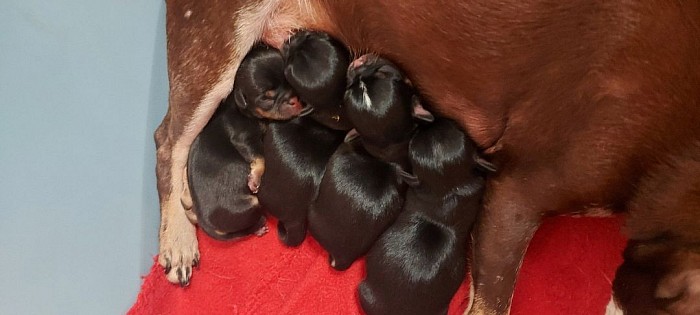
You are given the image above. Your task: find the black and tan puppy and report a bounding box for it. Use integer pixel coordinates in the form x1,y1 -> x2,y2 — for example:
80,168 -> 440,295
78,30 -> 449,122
308,55 -> 433,270
186,44 -> 302,241
258,31 -> 351,247
359,118 -> 495,315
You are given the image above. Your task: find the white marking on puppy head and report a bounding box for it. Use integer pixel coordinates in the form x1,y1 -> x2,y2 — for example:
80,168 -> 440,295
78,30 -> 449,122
359,81 -> 371,108
184,10 -> 192,19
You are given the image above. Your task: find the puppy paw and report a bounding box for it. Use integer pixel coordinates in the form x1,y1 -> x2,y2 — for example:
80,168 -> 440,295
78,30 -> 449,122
254,224 -> 269,237
247,173 -> 261,194
248,158 -> 265,194
656,268 -> 700,315
158,205 -> 200,287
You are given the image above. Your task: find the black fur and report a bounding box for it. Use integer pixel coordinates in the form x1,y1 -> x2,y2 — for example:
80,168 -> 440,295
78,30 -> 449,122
308,56 -> 426,270
282,30 -> 353,130
234,44 -> 304,120
187,44 -> 295,240
258,31 -> 351,247
359,119 -> 489,315
258,117 -> 345,246
308,140 -> 408,270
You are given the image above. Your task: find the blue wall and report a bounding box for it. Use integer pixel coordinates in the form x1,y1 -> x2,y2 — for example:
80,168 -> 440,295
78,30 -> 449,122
0,1 -> 166,313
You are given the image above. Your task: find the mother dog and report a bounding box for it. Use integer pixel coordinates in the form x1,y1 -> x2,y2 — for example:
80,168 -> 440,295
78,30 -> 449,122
155,0 -> 700,314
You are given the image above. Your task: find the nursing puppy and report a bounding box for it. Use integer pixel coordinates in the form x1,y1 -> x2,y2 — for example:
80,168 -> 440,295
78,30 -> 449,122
282,30 -> 353,130
258,31 -> 351,247
187,44 -> 301,243
308,55 -> 432,270
160,1 -> 700,311
359,119 -> 494,315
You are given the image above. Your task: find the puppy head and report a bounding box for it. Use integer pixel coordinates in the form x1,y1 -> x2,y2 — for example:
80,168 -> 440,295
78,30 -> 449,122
282,30 -> 352,130
409,119 -> 494,192
344,54 -> 432,145
233,44 -> 307,120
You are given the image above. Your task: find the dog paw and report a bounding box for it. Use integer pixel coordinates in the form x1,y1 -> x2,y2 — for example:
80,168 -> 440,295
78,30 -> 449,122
248,158 -> 265,194
254,224 -> 269,237
158,211 -> 200,287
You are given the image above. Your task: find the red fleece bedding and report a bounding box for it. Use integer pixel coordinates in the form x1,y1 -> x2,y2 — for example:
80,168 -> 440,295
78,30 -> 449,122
129,216 -> 626,315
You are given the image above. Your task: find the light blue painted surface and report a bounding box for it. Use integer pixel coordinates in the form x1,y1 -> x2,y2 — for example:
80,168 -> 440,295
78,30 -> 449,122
0,1 -> 167,313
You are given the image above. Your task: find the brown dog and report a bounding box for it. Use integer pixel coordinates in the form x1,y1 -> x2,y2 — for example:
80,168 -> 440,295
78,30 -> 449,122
157,1 -> 700,313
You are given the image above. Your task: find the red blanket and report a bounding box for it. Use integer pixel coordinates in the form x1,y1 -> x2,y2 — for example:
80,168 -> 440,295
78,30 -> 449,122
129,216 -> 626,315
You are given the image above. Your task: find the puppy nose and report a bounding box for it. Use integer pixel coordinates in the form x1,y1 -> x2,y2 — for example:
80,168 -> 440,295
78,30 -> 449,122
350,54 -> 380,70
349,54 -> 371,70
287,96 -> 301,110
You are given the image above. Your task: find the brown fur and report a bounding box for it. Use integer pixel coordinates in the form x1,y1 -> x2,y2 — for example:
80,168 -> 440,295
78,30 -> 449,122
158,0 -> 700,312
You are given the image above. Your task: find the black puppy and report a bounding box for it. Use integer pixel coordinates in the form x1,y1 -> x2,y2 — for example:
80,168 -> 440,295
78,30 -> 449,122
359,119 -> 496,315
186,44 -> 301,241
308,55 -> 433,270
282,30 -> 353,130
258,31 -> 352,247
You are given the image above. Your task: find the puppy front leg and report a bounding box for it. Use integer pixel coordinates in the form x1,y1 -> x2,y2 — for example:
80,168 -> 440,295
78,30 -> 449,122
230,130 -> 265,194
467,178 -> 541,315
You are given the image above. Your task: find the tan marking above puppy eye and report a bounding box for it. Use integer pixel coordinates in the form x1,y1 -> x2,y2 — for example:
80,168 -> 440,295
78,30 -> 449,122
264,90 -> 276,98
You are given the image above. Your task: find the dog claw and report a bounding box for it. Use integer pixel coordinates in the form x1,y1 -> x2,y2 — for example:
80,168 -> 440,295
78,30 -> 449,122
158,202 -> 199,286
176,267 -> 191,287
164,259 -> 171,274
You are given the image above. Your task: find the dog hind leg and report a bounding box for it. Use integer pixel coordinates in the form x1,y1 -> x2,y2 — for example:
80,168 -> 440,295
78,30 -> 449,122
466,178 -> 541,315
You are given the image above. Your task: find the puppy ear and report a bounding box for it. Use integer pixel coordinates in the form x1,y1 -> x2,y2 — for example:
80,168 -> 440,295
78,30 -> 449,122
412,96 -> 435,122
473,153 -> 497,173
234,88 -> 247,109
395,166 -> 420,187
344,128 -> 360,143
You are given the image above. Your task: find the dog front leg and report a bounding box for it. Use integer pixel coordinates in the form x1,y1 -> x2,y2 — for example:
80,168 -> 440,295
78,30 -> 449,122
156,0 -> 288,286
467,179 -> 541,315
